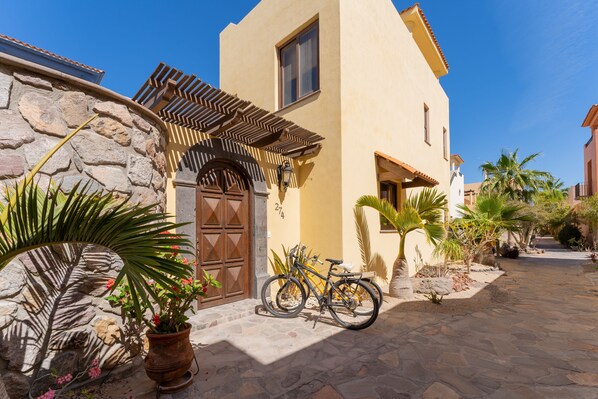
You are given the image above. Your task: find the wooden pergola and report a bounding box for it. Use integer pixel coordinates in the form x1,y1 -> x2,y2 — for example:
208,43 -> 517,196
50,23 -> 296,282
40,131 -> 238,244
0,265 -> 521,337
133,63 -> 324,158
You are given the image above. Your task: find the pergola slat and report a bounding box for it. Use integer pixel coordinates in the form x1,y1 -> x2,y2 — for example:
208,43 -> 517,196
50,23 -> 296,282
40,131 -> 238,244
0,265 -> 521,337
133,63 -> 324,158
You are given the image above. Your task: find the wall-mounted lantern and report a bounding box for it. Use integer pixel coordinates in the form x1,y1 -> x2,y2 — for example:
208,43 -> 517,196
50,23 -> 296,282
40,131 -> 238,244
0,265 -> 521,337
277,160 -> 293,192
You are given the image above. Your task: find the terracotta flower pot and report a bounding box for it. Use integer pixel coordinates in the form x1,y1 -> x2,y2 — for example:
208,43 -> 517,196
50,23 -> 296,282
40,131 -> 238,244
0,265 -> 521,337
144,323 -> 194,384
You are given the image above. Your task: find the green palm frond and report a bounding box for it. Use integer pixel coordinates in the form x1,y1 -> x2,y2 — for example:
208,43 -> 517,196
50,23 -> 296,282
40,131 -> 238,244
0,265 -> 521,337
356,195 -> 399,230
405,187 -> 447,225
480,149 -> 551,202
0,180 -> 192,317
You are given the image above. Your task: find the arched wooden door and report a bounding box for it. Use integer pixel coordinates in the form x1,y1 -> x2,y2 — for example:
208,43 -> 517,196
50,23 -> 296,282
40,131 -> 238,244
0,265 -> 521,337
196,164 -> 250,308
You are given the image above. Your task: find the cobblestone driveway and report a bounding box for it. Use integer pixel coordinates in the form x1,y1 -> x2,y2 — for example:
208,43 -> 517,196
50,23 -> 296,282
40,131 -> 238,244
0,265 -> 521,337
104,238 -> 598,398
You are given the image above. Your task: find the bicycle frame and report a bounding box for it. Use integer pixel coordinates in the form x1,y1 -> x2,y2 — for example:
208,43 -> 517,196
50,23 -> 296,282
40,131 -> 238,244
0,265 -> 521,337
288,258 -> 363,309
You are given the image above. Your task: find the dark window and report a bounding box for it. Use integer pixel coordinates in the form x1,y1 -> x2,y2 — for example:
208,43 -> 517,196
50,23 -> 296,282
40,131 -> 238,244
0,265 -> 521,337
280,23 -> 319,107
424,104 -> 430,144
443,128 -> 448,160
380,181 -> 398,230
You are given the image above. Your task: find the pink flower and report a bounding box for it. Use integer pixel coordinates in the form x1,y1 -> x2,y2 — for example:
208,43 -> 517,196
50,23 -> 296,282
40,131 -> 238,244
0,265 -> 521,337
160,230 -> 171,235
105,279 -> 115,290
152,314 -> 161,327
182,278 -> 192,285
36,389 -> 55,399
183,258 -> 189,265
88,366 -> 101,379
91,358 -> 99,367
56,373 -> 73,385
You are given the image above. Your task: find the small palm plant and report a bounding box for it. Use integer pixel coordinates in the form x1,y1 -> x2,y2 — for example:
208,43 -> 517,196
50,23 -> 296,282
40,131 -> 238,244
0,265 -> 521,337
0,115 -> 192,314
356,188 -> 447,299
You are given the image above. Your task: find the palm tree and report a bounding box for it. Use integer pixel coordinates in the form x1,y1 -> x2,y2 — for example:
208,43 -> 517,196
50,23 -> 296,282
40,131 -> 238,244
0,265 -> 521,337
0,115 -> 191,313
539,177 -> 568,201
455,195 -> 528,269
0,181 -> 192,311
480,149 -> 551,203
356,188 -> 447,299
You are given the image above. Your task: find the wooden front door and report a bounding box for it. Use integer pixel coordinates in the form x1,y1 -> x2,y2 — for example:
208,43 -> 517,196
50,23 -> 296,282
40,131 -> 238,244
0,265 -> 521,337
197,165 -> 250,308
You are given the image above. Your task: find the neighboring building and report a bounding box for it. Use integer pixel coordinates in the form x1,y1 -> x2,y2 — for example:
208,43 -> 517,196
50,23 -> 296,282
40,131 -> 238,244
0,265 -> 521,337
577,104 -> 598,200
0,33 -> 105,83
464,182 -> 482,206
131,0 -> 452,307
449,154 -> 464,218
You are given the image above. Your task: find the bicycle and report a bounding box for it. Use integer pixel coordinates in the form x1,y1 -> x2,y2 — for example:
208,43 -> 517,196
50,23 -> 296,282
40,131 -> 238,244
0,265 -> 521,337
298,261 -> 384,308
261,245 -> 380,330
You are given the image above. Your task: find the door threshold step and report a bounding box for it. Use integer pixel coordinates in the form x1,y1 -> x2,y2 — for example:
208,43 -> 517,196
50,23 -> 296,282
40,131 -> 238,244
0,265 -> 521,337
188,299 -> 261,331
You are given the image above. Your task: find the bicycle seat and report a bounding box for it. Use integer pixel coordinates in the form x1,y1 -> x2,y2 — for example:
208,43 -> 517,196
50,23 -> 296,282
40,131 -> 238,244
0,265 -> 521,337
325,258 -> 343,265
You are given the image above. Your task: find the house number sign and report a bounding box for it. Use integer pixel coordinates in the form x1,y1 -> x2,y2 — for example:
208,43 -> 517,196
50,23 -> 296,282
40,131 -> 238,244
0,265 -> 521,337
274,203 -> 285,219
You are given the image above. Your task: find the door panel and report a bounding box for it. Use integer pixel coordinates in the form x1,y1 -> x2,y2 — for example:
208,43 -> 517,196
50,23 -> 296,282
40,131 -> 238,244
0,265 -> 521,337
197,165 -> 250,308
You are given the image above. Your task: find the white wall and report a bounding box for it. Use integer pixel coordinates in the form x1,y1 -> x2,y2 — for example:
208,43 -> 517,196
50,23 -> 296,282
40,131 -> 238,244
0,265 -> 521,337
449,167 -> 464,218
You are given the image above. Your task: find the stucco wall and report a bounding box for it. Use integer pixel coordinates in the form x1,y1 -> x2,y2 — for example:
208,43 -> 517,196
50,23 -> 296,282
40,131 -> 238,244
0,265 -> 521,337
220,0 -> 450,280
449,170 -> 465,218
219,0 -> 450,278
337,0 -> 450,275
584,129 -> 598,195
220,0 -> 343,264
0,57 -> 167,398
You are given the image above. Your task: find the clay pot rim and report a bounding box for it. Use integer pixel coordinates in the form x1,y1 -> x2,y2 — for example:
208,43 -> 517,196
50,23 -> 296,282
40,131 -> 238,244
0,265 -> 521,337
146,322 -> 192,338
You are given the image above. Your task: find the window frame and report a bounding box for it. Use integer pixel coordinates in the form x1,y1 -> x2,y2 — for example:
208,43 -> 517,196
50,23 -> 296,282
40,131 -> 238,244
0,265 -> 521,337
278,21 -> 320,109
443,127 -> 448,160
379,181 -> 399,231
424,104 -> 430,145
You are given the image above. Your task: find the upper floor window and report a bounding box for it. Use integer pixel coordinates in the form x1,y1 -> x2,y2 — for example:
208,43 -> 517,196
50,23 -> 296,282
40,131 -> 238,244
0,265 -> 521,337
280,23 -> 319,108
443,128 -> 448,160
424,104 -> 430,144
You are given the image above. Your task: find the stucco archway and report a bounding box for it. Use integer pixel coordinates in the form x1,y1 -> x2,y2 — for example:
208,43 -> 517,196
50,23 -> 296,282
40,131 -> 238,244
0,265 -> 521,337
174,138 -> 269,301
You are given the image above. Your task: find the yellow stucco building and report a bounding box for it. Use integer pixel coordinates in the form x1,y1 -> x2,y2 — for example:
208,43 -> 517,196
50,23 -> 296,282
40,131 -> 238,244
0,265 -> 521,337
134,0 -> 451,308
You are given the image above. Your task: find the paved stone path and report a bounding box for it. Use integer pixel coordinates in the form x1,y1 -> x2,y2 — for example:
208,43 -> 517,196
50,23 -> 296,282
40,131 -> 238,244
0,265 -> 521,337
103,237 -> 598,398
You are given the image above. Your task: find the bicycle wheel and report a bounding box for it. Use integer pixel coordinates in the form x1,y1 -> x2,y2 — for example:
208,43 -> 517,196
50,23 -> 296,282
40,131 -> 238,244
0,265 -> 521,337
327,280 -> 379,330
362,278 -> 384,307
261,275 -> 306,318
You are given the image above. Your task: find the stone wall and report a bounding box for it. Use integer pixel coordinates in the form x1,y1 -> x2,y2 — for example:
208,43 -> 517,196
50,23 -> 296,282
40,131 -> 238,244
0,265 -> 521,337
0,59 -> 167,398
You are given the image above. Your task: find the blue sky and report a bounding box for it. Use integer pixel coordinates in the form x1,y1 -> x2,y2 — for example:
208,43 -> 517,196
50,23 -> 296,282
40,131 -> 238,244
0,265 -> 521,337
2,0 -> 597,185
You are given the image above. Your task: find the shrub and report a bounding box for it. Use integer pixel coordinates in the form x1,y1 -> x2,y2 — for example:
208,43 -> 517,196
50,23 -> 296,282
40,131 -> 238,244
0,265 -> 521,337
557,224 -> 582,246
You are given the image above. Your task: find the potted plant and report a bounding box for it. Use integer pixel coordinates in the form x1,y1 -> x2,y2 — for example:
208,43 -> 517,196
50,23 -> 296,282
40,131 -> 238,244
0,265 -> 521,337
106,245 -> 221,385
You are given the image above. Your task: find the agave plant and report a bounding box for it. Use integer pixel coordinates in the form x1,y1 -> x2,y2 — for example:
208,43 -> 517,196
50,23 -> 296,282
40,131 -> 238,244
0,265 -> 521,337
356,188 -> 447,299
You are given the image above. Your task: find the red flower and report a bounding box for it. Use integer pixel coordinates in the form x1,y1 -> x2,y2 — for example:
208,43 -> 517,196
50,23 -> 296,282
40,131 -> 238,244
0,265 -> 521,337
183,258 -> 189,265
88,367 -> 101,379
182,278 -> 192,285
160,230 -> 171,235
152,314 -> 161,327
202,286 -> 208,293
105,279 -> 115,290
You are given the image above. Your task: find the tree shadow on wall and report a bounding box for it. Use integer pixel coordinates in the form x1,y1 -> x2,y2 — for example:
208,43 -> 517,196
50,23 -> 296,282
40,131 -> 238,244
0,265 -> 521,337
0,245 -> 134,398
354,207 -> 388,282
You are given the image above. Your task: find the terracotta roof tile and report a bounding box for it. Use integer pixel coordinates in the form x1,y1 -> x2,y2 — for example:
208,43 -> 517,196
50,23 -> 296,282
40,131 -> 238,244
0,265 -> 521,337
400,3 -> 449,70
375,150 -> 439,186
0,33 -> 104,74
